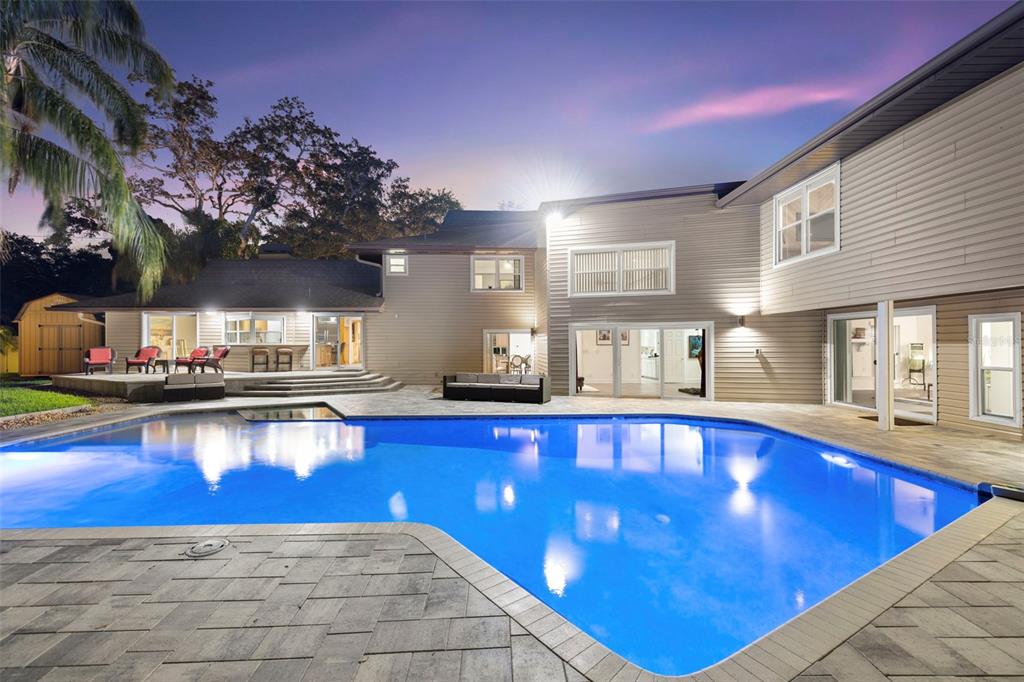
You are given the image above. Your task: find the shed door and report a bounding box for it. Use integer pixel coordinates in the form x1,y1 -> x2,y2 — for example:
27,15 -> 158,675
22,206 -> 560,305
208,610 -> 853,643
38,324 -> 84,374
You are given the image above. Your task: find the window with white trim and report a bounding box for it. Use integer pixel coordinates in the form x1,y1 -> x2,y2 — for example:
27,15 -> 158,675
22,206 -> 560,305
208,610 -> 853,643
569,242 -> 675,296
773,163 -> 839,265
471,256 -> 523,291
969,313 -> 1022,427
225,313 -> 285,344
386,254 -> 408,276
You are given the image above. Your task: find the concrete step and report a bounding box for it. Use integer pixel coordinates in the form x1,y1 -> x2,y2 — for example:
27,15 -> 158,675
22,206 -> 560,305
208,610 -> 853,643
227,380 -> 403,397
259,373 -> 382,386
246,376 -> 392,391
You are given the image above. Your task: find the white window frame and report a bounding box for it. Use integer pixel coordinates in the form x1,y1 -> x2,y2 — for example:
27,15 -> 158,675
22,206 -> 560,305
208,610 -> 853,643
772,162 -> 840,267
385,254 -> 408,276
968,312 -> 1022,428
470,255 -> 525,292
568,241 -> 676,298
142,312 -> 199,358
224,312 -> 287,345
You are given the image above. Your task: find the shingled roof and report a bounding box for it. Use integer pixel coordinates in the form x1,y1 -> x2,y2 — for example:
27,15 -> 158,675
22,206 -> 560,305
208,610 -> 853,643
349,210 -> 540,253
50,259 -> 384,312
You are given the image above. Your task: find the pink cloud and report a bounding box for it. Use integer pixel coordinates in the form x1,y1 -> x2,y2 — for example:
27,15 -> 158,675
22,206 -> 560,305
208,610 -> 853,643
643,82 -> 864,133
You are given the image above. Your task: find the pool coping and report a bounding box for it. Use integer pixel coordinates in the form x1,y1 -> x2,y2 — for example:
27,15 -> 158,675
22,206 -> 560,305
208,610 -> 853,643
3,497 -> 1021,681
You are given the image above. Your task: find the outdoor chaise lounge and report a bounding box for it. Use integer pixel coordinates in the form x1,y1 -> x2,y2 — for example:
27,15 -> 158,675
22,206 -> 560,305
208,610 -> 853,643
175,347 -> 210,373
83,347 -> 116,374
442,373 -> 550,404
125,345 -> 161,373
198,346 -> 230,373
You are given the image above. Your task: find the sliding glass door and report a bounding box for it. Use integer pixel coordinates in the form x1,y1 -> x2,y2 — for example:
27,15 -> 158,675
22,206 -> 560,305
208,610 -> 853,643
573,323 -> 712,399
144,313 -> 197,359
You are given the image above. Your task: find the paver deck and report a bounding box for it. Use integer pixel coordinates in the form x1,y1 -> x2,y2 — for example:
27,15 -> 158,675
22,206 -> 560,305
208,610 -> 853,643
1,500 -> 1022,681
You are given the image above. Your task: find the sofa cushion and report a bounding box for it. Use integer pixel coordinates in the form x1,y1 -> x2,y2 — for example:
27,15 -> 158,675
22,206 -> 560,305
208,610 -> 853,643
521,375 -> 541,386
455,373 -> 478,383
498,375 -> 521,385
478,374 -> 500,384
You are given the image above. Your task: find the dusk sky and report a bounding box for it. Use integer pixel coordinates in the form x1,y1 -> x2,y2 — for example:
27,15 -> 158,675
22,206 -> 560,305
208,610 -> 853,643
2,0 -> 1012,236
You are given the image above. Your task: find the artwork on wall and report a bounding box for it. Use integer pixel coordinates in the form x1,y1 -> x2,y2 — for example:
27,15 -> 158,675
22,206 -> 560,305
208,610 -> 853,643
688,334 -> 703,358
620,330 -> 630,346
596,329 -> 612,345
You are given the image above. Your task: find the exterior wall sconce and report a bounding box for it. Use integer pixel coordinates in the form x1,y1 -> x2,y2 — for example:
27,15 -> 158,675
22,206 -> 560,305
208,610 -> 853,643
738,316 -> 746,327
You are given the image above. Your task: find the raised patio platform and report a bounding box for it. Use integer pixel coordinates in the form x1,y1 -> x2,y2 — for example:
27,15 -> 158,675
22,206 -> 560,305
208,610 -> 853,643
52,369 -> 401,402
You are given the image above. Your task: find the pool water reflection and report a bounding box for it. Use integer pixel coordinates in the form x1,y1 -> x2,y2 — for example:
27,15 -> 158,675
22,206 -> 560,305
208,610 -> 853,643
0,414 -> 978,674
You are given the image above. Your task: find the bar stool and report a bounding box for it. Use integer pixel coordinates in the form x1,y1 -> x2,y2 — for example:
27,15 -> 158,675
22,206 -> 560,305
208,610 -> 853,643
275,347 -> 293,372
251,347 -> 271,372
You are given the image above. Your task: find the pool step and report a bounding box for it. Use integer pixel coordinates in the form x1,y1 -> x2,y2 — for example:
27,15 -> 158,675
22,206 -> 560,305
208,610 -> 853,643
228,369 -> 403,397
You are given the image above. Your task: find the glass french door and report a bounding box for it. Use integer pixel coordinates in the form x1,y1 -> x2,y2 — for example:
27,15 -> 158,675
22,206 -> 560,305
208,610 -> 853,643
829,309 -> 937,422
313,314 -> 341,368
573,323 -> 711,399
829,315 -> 876,409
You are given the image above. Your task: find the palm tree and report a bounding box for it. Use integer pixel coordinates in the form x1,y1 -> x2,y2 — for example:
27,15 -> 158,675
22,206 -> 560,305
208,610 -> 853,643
1,0 -> 174,299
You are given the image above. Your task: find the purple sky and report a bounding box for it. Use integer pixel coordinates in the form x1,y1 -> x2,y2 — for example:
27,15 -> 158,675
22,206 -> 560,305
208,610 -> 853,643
2,0 -> 1011,237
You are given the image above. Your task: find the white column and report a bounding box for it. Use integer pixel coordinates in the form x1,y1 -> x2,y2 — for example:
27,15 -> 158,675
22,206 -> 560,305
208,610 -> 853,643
877,300 -> 895,431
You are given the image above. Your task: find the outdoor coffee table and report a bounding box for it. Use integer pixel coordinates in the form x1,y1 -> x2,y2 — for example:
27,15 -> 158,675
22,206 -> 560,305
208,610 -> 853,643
152,359 -> 170,374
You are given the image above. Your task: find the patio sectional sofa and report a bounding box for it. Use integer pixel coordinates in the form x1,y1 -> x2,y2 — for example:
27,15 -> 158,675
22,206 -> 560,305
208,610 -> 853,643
442,373 -> 550,404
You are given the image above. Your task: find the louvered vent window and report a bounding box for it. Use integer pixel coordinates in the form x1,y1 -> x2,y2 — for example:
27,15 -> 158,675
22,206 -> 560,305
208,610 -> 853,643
570,242 -> 674,296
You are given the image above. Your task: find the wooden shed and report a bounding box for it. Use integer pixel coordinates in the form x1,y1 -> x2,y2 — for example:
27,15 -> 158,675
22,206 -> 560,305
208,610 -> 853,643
13,293 -> 104,376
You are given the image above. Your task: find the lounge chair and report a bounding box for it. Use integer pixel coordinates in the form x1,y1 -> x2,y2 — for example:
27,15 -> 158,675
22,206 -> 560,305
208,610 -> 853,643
198,346 -> 230,373
125,345 -> 161,374
83,347 -> 116,375
174,346 -> 210,373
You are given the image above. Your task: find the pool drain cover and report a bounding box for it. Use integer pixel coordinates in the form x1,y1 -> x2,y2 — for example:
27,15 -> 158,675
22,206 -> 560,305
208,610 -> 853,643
185,538 -> 229,558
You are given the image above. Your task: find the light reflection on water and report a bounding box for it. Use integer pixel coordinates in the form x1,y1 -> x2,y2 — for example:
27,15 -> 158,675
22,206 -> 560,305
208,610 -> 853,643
0,414 -> 974,675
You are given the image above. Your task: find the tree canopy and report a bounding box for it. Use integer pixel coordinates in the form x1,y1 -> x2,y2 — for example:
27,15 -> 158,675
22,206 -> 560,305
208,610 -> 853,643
130,78 -> 460,259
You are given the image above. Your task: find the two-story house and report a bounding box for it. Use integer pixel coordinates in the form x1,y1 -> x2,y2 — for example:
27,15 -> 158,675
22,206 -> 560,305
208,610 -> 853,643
54,4 -> 1022,438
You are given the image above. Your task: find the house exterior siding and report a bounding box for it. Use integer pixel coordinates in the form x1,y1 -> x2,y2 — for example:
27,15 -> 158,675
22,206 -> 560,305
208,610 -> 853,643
547,193 -> 824,400
105,311 -> 143,369
759,63 -> 1024,315
365,252 -> 537,385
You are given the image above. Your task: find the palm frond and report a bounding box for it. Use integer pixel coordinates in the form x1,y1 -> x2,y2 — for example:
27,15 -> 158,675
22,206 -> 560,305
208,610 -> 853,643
19,27 -> 149,149
3,127 -> 165,299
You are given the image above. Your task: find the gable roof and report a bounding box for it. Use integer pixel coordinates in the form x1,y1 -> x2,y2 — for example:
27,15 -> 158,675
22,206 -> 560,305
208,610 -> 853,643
50,259 -> 384,312
13,292 -> 87,322
718,3 -> 1024,207
349,210 -> 540,253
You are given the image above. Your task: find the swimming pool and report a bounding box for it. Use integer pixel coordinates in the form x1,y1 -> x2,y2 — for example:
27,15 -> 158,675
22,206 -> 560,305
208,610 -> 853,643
0,413 -> 979,674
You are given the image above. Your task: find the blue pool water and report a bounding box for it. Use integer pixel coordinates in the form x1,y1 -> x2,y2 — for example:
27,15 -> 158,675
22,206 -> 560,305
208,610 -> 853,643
0,414 -> 978,674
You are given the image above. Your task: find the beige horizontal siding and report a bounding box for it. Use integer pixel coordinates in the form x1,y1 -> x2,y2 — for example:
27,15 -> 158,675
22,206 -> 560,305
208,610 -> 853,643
760,63 -> 1024,315
104,311 -> 142,368
548,193 -> 824,401
365,253 -> 537,385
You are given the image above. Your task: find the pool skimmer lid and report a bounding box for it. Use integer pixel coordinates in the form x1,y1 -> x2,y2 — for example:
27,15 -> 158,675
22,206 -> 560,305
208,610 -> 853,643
185,538 -> 229,558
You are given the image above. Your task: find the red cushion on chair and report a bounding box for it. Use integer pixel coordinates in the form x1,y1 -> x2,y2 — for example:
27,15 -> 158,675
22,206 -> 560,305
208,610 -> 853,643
86,347 -> 112,363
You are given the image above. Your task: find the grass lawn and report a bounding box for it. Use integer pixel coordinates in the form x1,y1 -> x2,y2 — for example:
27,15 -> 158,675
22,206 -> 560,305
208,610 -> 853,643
0,386 -> 92,418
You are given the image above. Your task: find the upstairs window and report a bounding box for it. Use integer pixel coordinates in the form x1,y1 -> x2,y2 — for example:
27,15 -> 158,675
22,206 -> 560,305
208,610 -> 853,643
386,254 -> 408,276
774,163 -> 839,265
472,256 -> 523,291
225,313 -> 285,344
570,242 -> 674,296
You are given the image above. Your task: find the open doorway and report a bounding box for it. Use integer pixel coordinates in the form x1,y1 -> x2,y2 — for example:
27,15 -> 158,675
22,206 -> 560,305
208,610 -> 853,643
312,314 -> 364,368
